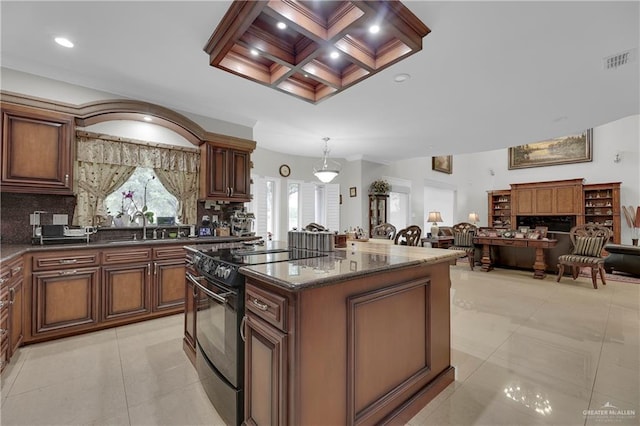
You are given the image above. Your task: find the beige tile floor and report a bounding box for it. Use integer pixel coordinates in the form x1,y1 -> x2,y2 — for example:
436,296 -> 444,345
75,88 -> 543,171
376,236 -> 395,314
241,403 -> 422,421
1,266 -> 638,425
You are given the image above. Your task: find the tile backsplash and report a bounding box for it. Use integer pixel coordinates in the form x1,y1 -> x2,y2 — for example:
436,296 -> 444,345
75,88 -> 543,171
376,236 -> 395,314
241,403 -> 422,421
1,193 -> 77,243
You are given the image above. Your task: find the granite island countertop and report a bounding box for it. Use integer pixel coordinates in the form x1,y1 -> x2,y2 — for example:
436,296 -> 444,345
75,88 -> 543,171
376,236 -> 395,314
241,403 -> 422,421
239,240 -> 462,291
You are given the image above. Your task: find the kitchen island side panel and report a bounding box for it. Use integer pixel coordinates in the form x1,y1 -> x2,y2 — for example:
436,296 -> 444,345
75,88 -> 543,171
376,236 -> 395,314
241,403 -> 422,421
295,261 -> 452,425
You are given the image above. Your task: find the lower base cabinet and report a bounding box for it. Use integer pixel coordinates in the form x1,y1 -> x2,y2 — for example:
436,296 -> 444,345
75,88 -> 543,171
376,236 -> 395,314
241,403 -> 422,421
32,267 -> 100,336
154,259 -> 186,311
244,315 -> 288,426
102,263 -> 151,322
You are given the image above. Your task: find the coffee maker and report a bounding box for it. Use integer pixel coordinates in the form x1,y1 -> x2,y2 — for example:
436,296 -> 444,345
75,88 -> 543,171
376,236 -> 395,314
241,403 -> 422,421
230,210 -> 255,237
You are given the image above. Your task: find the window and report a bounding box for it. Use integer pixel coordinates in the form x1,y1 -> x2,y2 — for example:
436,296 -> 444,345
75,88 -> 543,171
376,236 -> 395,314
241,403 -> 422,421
389,192 -> 409,230
288,182 -> 300,230
104,167 -> 177,223
248,176 -> 279,240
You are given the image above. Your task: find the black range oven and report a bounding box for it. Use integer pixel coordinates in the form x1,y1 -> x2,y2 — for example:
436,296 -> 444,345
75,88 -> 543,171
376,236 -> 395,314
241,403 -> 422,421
186,243 -> 326,426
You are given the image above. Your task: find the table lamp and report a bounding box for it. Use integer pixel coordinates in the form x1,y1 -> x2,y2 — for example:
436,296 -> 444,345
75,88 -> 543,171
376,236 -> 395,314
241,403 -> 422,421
427,211 -> 443,237
468,212 -> 479,225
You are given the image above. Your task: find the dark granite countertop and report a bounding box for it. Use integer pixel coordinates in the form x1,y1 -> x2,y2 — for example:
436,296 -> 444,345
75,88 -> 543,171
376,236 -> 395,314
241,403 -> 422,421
239,240 -> 461,292
0,235 -> 260,263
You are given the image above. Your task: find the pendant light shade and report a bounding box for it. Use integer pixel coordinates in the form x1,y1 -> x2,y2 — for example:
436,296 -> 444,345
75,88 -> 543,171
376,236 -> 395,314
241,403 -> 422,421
313,137 -> 341,183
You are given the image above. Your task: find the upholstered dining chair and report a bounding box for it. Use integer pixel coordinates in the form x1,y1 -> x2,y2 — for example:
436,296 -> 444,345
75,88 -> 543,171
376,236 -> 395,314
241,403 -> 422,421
372,223 -> 397,240
448,222 -> 478,270
394,225 -> 422,246
556,224 -> 612,289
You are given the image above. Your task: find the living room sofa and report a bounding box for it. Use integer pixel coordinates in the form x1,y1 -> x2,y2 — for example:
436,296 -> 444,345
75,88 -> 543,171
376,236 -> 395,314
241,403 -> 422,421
604,244 -> 640,276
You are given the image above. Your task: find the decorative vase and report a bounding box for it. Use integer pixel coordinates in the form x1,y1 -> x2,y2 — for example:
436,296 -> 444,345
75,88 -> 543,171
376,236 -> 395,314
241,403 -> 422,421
114,214 -> 130,228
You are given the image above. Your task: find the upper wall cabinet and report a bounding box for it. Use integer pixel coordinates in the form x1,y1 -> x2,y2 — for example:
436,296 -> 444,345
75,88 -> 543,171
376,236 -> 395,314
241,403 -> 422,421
511,179 -> 583,216
1,103 -> 74,195
199,142 -> 252,202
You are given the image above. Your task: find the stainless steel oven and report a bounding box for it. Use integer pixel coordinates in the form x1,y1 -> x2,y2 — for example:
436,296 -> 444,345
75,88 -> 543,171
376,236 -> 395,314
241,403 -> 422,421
186,243 -> 327,426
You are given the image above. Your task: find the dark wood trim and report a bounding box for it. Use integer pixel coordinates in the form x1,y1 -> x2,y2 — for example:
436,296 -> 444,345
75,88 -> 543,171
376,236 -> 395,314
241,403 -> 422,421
0,91 -> 256,151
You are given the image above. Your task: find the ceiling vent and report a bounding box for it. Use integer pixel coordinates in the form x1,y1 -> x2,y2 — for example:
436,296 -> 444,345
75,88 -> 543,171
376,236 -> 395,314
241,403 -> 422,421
604,49 -> 636,70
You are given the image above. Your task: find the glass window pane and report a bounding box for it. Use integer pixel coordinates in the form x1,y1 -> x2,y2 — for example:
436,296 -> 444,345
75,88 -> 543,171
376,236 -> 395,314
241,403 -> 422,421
288,183 -> 299,230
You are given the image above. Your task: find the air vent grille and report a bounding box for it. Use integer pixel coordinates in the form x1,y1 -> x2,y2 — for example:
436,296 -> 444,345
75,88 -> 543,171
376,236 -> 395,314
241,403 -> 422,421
604,49 -> 636,70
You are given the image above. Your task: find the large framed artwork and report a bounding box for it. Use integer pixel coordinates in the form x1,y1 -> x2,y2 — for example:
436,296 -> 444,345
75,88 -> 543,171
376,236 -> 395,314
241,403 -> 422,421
432,155 -> 452,174
508,129 -> 593,170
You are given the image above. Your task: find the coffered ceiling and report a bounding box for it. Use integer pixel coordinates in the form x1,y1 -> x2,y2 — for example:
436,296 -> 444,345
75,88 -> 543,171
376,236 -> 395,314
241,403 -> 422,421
1,1 -> 638,164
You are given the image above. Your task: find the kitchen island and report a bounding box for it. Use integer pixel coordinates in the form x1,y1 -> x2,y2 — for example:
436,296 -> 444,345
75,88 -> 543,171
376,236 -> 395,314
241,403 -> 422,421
239,240 -> 461,426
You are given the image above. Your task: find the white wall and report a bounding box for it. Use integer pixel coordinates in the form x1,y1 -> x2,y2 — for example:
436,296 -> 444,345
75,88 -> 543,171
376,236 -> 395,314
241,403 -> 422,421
361,114 -> 640,244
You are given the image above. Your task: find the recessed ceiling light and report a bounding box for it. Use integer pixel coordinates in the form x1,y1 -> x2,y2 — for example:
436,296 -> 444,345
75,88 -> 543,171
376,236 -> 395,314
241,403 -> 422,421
250,48 -> 259,56
143,116 -> 152,122
277,22 -> 287,30
54,37 -> 74,48
330,51 -> 339,59
369,25 -> 380,34
393,73 -> 411,83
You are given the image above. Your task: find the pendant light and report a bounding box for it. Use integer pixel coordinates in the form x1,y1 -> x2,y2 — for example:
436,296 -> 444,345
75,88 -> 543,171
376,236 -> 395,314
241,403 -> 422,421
313,137 -> 341,183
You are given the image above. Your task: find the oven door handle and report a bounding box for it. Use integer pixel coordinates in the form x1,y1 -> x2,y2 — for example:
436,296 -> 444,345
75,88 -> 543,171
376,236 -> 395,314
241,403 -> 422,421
186,272 -> 231,304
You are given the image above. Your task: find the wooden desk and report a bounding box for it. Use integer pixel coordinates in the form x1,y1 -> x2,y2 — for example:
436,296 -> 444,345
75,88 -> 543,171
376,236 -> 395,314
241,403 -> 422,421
421,236 -> 454,249
473,237 -> 558,279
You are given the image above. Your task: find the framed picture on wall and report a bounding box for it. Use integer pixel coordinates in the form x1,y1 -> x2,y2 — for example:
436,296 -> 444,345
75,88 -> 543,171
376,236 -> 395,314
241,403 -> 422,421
349,187 -> 357,197
508,129 -> 593,169
432,155 -> 452,174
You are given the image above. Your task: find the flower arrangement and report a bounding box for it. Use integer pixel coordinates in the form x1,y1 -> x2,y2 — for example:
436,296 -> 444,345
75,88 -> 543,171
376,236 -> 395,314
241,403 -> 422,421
369,179 -> 390,194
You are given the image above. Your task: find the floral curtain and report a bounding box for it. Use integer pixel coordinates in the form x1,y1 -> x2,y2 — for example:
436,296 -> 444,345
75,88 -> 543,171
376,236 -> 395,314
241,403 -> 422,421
73,131 -> 200,226
73,162 -> 135,226
154,169 -> 199,225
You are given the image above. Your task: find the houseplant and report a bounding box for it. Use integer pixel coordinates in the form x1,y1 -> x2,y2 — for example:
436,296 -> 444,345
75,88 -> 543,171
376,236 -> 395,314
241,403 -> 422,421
369,179 -> 390,195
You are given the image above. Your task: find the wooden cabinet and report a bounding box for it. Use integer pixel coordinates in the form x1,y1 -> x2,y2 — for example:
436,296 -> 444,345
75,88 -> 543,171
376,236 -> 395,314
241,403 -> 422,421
1,103 -> 74,195
511,179 -> 583,216
30,250 -> 101,339
244,283 -> 289,426
102,263 -> 151,322
582,182 -> 621,244
487,190 -> 512,228
32,267 -> 100,337
1,256 -> 24,373
152,246 -> 186,312
243,259 -> 454,425
200,142 -> 251,201
368,194 -> 389,237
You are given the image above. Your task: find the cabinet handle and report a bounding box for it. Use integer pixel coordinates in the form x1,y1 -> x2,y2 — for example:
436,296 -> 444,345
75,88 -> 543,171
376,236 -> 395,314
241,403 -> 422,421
193,284 -> 198,298
11,266 -> 22,275
58,270 -> 77,275
0,278 -> 6,285
154,263 -> 157,275
9,288 -> 15,304
0,300 -> 4,308
252,298 -> 268,311
240,315 -> 247,342
65,174 -> 69,186
230,187 -> 234,197
148,263 -> 151,276
0,329 -> 6,336
59,259 -> 77,264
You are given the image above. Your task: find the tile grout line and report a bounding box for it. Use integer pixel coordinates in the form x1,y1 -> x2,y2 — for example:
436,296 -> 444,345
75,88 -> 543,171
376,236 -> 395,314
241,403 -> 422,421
115,326 -> 133,426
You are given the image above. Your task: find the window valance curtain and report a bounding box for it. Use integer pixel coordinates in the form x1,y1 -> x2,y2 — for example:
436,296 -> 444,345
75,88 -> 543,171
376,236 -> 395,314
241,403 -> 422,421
73,131 -> 200,226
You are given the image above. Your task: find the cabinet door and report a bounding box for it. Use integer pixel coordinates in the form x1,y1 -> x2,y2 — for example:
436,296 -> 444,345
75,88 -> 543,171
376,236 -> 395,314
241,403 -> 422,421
229,149 -> 251,200
244,315 -> 288,426
32,267 -> 100,336
1,103 -> 74,194
201,144 -> 230,198
555,186 -> 577,214
0,308 -> 8,373
515,189 -> 534,214
9,279 -> 23,356
102,263 -> 151,322
153,259 -> 185,311
534,188 -> 553,214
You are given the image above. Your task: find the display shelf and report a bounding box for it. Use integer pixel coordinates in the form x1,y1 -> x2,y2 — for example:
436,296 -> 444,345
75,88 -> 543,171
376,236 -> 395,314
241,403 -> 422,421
368,194 -> 389,237
582,182 -> 620,244
488,190 -> 512,228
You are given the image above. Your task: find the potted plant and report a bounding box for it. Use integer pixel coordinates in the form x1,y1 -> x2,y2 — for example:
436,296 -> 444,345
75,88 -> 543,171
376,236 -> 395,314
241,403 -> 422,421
369,179 -> 391,195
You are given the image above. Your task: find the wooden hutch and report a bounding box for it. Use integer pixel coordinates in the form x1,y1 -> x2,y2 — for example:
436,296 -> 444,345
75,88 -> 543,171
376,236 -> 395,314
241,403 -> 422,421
488,179 -> 621,243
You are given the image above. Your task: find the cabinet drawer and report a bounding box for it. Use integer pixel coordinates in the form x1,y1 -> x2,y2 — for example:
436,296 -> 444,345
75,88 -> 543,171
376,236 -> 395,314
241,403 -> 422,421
102,248 -> 152,264
33,251 -> 99,270
153,246 -> 186,260
246,283 -> 288,331
500,239 -> 527,247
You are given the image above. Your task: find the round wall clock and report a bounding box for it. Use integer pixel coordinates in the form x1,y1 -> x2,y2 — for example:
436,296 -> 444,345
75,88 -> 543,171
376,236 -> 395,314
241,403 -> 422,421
279,164 -> 291,177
